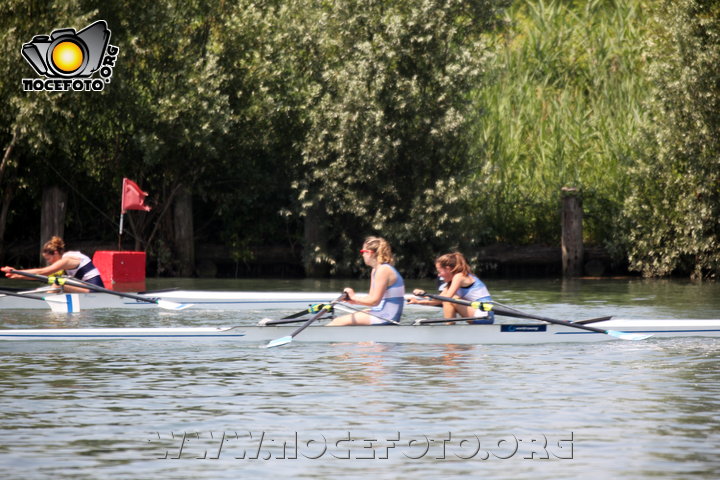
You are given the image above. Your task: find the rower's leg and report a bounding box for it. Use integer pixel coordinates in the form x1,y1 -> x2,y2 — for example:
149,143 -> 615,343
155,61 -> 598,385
326,311 -> 374,326
442,301 -> 456,319
447,300 -> 479,324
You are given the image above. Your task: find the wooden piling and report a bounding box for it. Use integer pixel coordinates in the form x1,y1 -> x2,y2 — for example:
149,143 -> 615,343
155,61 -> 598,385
561,187 -> 583,277
40,185 -> 67,257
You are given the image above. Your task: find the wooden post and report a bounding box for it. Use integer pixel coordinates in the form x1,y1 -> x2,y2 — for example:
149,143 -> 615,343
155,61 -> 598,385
561,187 -> 583,277
303,203 -> 331,277
40,185 -> 67,257
173,187 -> 195,277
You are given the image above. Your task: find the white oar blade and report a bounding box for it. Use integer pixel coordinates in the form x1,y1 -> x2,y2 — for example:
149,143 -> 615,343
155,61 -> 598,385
45,294 -> 81,313
262,336 -> 292,349
607,330 -> 653,341
157,300 -> 193,311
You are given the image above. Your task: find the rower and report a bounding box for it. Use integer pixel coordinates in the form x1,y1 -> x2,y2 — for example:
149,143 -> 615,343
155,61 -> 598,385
326,236 -> 405,326
408,252 -> 494,324
2,236 -> 104,293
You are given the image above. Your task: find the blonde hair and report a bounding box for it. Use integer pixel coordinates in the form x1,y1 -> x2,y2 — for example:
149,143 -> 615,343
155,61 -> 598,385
42,236 -> 66,255
435,252 -> 472,276
363,236 -> 394,265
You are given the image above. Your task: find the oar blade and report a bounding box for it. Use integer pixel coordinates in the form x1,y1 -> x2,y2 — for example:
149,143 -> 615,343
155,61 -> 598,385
45,294 -> 81,313
607,330 -> 653,341
157,300 -> 194,311
262,335 -> 293,349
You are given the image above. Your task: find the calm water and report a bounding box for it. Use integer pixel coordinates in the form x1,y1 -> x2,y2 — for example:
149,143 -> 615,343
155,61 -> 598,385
1,278 -> 720,479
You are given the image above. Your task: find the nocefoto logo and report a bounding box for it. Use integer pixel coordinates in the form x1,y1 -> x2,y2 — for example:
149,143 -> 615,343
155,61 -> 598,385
21,20 -> 119,92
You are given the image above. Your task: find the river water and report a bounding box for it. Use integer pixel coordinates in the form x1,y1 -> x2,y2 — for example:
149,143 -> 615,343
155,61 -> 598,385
1,278 -> 719,479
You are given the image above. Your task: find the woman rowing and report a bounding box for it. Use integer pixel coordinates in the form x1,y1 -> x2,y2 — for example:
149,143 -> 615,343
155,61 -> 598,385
326,236 -> 405,326
1,236 -> 104,293
408,252 -> 494,323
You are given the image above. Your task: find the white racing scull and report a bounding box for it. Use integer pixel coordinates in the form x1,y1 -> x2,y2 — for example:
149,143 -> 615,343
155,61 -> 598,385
0,289 -> 345,311
1,319 -> 720,344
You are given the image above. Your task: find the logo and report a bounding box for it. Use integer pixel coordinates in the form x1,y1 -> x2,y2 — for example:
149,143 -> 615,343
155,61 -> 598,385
21,20 -> 119,92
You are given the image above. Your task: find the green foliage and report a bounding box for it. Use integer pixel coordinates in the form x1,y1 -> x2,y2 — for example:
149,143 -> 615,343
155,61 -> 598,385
469,0 -> 652,252
1,0 -> 717,279
0,1 -> 112,243
624,0 -> 720,279
292,0 -> 508,275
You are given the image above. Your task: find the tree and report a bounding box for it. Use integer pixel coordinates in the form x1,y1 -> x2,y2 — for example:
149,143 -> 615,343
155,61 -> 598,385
291,0 -> 508,276
624,0 -> 720,279
0,1 -> 115,261
0,1 -> 236,274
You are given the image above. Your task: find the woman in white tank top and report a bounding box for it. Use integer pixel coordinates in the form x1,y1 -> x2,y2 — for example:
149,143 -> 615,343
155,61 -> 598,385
1,236 -> 104,293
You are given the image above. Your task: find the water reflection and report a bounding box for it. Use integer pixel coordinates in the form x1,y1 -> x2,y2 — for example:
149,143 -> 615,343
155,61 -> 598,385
332,343 -> 395,388
640,341 -> 720,476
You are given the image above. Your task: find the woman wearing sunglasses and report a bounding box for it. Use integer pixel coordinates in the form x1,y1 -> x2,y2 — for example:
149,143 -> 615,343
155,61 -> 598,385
326,236 -> 405,326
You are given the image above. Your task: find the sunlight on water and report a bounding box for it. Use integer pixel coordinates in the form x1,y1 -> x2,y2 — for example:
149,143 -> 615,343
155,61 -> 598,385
1,278 -> 719,479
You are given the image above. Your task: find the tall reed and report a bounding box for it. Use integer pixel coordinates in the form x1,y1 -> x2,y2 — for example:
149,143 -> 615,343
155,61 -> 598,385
469,0 -> 651,253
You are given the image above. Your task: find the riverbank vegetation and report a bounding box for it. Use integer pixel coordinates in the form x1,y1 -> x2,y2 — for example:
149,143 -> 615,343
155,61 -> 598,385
0,0 -> 718,279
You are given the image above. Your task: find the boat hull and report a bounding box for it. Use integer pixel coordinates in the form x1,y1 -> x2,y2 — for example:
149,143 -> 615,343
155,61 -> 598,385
0,290 -> 342,311
2,319 -> 720,344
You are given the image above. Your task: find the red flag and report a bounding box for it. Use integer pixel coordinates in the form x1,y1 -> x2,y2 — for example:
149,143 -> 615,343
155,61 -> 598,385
121,178 -> 151,213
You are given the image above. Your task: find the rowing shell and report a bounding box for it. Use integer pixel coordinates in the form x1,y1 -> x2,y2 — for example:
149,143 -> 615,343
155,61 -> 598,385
2,319 -> 720,344
0,290 -> 431,312
0,290 -> 344,311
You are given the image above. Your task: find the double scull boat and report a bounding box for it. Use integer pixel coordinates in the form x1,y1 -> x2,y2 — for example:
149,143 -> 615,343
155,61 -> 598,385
2,319 -> 719,344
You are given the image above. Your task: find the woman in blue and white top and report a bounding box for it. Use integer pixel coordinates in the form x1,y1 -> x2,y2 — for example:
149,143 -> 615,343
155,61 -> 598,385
2,236 -> 104,293
409,252 -> 494,323
327,236 -> 405,326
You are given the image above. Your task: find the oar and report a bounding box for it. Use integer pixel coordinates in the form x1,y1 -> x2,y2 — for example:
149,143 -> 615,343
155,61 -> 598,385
258,317 -> 319,326
263,293 -> 347,348
570,316 -> 614,325
0,288 -> 53,302
7,270 -> 193,311
276,303 -> 331,321
487,299 -> 615,326
414,291 -> 651,341
282,303 -> 329,320
258,304 -> 333,326
257,303 -> 335,325
413,316 -> 488,325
